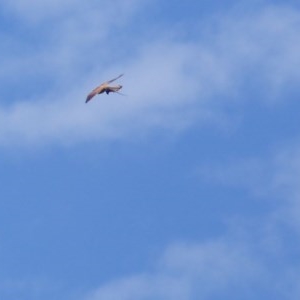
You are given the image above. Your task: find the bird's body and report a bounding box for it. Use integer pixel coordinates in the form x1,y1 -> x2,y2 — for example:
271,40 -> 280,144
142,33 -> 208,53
86,74 -> 124,103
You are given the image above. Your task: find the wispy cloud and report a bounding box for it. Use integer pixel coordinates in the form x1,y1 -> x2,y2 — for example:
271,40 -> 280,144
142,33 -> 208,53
82,139 -> 300,300
83,229 -> 300,300
1,0 -> 148,23
0,4 -> 300,147
198,140 -> 300,201
198,137 -> 300,238
84,238 -> 265,300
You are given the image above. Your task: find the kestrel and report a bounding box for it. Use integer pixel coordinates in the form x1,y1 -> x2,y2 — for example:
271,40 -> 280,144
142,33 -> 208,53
85,74 -> 124,103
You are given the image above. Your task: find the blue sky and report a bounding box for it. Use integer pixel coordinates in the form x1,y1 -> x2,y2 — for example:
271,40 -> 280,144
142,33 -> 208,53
1,0 -> 300,299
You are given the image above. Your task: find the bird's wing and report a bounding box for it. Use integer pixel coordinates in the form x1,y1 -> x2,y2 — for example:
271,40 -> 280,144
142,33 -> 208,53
85,84 -> 104,103
85,91 -> 96,103
106,74 -> 124,84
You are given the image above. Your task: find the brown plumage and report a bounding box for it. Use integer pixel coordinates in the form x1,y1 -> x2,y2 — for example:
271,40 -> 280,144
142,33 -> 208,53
85,74 -> 124,103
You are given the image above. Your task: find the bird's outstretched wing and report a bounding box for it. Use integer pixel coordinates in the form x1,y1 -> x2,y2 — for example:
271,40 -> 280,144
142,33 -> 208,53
86,87 -> 101,103
106,74 -> 124,84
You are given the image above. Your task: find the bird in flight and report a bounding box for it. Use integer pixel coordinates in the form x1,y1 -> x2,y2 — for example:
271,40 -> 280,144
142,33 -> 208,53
85,74 -> 124,103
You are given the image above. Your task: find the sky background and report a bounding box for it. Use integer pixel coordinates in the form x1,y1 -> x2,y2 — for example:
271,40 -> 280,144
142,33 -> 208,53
1,0 -> 300,299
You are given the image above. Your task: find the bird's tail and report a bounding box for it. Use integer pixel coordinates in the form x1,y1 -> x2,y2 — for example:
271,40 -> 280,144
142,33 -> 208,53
116,91 -> 126,96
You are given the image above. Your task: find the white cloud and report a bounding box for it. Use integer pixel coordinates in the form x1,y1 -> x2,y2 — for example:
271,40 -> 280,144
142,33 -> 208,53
198,137 -> 300,235
83,228 -> 300,300
84,238 -> 266,300
200,140 -> 300,197
267,145 -> 300,230
1,0 -> 149,24
0,40 -> 208,147
83,138 -> 300,300
0,4 -> 300,147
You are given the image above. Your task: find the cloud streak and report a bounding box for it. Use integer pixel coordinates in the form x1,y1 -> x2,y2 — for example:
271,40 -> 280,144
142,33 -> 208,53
85,239 -> 265,300
84,229 -> 300,300
82,138 -> 300,300
0,4 -> 300,148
